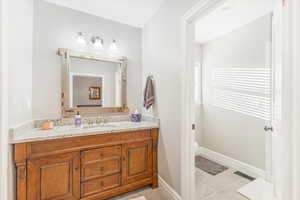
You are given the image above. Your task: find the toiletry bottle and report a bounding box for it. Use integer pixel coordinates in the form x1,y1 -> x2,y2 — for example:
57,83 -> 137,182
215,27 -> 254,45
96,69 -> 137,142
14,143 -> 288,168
75,111 -> 82,127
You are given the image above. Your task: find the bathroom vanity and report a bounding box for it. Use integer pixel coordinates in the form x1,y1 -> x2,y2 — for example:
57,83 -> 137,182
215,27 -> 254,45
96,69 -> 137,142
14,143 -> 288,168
10,49 -> 159,200
12,121 -> 159,200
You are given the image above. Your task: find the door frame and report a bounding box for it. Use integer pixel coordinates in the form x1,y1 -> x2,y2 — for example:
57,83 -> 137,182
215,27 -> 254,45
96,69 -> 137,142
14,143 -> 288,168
181,0 -> 285,200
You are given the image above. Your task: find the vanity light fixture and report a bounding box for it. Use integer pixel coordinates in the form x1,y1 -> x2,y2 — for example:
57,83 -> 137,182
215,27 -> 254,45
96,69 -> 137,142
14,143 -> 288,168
91,36 -> 104,49
76,32 -> 120,54
109,39 -> 119,53
77,32 -> 87,47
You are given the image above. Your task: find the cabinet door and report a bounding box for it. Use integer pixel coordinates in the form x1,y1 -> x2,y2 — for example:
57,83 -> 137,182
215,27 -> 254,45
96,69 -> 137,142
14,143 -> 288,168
27,152 -> 80,200
122,140 -> 153,185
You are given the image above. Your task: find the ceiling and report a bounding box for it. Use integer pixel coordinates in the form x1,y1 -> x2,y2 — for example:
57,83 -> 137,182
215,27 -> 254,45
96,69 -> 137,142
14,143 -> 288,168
195,0 -> 274,44
44,0 -> 165,27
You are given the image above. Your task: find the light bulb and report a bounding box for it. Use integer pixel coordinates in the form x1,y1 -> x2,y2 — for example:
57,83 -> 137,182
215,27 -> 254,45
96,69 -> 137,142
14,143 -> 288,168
109,40 -> 119,54
77,32 -> 87,46
91,36 -> 103,49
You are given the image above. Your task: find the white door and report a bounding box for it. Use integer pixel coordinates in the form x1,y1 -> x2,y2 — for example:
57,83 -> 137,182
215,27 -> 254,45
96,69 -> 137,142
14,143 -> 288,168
265,12 -> 282,186
269,8 -> 284,198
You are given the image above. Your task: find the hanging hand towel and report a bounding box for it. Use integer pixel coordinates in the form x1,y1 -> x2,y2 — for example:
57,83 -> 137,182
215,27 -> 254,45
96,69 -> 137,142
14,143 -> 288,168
143,76 -> 155,109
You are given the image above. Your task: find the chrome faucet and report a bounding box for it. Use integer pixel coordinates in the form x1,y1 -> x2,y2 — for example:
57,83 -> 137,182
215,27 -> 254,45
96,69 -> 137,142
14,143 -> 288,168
96,117 -> 102,125
88,119 -> 94,127
55,119 -> 63,126
96,116 -> 106,126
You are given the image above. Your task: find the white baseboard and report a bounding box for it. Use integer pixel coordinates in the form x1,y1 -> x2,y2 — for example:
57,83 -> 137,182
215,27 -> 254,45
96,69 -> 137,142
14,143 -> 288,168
158,176 -> 181,200
199,147 -> 266,179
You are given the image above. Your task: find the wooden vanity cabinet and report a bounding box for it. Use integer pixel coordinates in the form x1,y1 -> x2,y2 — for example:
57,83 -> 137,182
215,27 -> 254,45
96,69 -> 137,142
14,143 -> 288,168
14,129 -> 159,200
27,152 -> 81,200
122,140 -> 153,185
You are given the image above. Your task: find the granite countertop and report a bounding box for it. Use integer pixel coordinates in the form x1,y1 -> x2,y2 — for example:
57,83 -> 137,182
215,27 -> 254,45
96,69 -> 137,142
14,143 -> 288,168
10,120 -> 159,144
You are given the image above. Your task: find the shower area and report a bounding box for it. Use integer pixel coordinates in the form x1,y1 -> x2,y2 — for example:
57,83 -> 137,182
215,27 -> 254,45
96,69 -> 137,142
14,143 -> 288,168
192,1 -> 275,199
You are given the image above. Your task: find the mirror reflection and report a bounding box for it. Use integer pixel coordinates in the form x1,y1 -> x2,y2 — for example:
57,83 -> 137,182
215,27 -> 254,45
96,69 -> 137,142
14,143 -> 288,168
70,58 -> 122,108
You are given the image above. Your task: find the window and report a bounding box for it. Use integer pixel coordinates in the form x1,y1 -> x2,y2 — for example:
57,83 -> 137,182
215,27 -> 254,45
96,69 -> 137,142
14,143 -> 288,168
212,67 -> 271,120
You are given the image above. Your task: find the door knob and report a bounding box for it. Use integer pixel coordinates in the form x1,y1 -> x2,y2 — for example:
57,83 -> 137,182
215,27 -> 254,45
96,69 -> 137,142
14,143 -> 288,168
192,124 -> 195,130
264,126 -> 273,132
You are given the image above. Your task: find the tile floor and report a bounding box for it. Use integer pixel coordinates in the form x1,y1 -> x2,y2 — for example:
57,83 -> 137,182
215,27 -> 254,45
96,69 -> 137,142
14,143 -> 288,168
195,167 -> 251,200
108,168 -> 252,200
108,187 -> 168,200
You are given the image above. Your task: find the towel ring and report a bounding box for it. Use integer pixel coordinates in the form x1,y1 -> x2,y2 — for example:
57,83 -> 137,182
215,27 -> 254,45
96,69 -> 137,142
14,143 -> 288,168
146,74 -> 154,80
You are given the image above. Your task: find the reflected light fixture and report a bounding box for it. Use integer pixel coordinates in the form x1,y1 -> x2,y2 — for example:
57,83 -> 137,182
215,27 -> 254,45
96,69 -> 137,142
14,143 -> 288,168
222,6 -> 231,11
91,36 -> 103,49
77,32 -> 87,46
109,39 -> 119,53
221,2 -> 232,11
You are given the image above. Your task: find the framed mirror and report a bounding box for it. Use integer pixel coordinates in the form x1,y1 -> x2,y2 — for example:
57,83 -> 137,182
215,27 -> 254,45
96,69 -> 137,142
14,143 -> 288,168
58,48 -> 128,117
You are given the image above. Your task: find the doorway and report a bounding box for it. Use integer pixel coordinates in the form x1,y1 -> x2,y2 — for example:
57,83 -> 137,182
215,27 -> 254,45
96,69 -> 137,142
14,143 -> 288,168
181,0 -> 283,200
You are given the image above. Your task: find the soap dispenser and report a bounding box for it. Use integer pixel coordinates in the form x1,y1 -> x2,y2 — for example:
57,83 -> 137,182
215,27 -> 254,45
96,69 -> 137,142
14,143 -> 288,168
74,111 -> 82,127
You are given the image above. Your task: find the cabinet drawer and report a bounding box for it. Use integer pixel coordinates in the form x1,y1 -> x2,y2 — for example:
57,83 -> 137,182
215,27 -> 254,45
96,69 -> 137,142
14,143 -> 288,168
81,145 -> 121,164
81,158 -> 121,181
81,174 -> 121,197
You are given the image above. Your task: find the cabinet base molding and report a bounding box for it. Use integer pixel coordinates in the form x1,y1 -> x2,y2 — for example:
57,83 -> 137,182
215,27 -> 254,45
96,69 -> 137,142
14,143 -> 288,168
83,178 -> 153,200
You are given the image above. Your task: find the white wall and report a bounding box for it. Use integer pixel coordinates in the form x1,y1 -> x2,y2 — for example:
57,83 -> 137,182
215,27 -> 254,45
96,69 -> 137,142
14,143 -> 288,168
142,0 -> 200,194
200,14 -> 272,169
8,0 -> 33,127
33,0 -> 142,119
8,0 -> 34,197
3,0 -> 34,199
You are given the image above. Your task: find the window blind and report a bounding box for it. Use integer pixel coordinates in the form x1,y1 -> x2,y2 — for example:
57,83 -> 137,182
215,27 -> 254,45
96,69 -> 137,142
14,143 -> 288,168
212,67 -> 271,120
